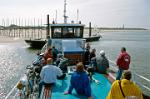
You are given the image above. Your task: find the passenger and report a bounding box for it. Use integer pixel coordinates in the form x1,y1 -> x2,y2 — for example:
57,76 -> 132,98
38,58 -> 63,98
52,46 -> 59,62
107,71 -> 143,99
116,47 -> 131,80
64,62 -> 93,99
43,47 -> 53,60
96,50 -> 109,74
90,48 -> 96,61
84,46 -> 90,65
86,43 -> 91,50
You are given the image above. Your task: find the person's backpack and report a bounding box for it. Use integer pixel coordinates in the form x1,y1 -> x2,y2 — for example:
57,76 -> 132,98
124,96 -> 138,99
119,81 -> 139,99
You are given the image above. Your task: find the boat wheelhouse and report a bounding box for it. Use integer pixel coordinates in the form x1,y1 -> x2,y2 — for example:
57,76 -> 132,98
50,23 -> 84,39
42,23 -> 86,65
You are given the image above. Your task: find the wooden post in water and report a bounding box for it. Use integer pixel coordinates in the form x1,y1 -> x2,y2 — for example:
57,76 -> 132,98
19,17 -> 21,38
25,18 -> 27,38
38,18 -> 39,39
40,18 -> 42,39
34,18 -> 36,39
46,14 -> 50,39
89,22 -> 92,37
13,18 -> 15,37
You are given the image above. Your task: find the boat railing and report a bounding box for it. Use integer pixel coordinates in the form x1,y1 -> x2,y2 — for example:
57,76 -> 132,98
108,59 -> 150,96
5,79 -> 21,99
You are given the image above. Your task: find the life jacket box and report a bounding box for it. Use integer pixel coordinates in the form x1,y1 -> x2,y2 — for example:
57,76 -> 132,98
64,53 -> 84,65
50,39 -> 85,65
62,40 -> 85,65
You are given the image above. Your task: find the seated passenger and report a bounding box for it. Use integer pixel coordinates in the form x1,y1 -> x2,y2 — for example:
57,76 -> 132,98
52,46 -> 59,62
64,62 -> 93,99
84,47 -> 90,65
96,50 -> 109,74
86,43 -> 91,50
107,71 -> 143,99
44,48 -> 53,60
90,48 -> 96,61
38,58 -> 63,98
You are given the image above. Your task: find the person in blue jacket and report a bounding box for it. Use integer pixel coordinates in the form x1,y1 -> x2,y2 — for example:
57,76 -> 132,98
64,62 -> 93,99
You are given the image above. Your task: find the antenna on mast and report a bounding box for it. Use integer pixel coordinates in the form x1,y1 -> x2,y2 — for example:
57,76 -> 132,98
55,10 -> 57,23
76,9 -> 79,23
64,0 -> 68,23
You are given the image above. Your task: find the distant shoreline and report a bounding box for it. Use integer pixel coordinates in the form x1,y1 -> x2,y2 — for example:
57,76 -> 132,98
85,27 -> 148,30
0,36 -> 22,43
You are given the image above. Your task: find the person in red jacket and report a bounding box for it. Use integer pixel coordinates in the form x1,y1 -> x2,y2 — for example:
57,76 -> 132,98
44,47 -> 53,60
116,47 -> 131,80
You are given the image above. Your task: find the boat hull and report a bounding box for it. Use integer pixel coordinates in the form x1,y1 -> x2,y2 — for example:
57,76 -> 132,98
25,39 -> 47,48
84,36 -> 101,42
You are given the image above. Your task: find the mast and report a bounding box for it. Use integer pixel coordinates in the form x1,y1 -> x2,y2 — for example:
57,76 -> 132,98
55,10 -> 57,23
76,9 -> 79,23
64,0 -> 68,23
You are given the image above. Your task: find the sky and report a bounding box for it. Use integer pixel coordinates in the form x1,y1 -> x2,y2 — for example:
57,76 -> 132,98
0,0 -> 150,29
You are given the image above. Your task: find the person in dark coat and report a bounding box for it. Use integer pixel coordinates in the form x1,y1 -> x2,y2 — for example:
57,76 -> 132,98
96,50 -> 109,74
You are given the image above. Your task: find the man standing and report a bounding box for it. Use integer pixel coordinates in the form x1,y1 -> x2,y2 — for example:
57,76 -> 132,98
116,47 -> 131,80
38,58 -> 63,97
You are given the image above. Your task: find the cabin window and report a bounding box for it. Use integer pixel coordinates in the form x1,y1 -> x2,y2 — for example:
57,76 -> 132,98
74,28 -> 81,37
53,28 -> 61,38
63,27 -> 74,38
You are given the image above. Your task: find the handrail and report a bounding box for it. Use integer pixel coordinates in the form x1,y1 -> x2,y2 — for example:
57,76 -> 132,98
5,80 -> 19,99
5,74 -> 26,99
134,73 -> 150,83
108,59 -> 150,83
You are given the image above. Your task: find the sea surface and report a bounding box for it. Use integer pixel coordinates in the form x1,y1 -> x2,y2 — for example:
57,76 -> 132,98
0,30 -> 150,98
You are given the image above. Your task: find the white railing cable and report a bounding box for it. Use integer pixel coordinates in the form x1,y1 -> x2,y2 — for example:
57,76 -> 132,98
108,59 -> 150,92
134,73 -> 150,83
5,80 -> 19,99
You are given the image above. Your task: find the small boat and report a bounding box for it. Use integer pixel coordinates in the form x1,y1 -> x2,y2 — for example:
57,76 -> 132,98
25,38 -> 47,48
25,25 -> 101,48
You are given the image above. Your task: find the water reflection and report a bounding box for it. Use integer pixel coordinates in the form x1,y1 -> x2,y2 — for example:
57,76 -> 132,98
0,42 -> 38,98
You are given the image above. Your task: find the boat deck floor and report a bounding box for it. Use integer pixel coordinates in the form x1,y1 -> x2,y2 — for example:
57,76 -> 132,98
37,73 -> 111,99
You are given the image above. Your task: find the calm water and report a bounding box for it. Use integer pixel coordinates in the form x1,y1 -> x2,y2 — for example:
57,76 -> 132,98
92,30 -> 150,78
0,30 -> 150,98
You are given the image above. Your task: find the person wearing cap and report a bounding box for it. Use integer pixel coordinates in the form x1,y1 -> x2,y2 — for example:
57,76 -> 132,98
107,71 -> 143,99
95,50 -> 109,74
